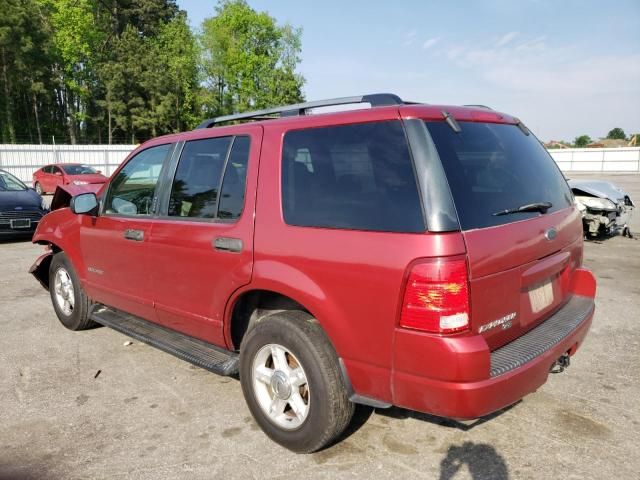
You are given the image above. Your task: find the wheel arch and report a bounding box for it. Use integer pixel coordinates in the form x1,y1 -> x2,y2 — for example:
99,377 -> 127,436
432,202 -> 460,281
31,208 -> 87,285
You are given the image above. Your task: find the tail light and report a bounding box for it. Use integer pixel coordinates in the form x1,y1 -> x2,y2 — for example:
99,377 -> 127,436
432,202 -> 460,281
400,257 -> 470,334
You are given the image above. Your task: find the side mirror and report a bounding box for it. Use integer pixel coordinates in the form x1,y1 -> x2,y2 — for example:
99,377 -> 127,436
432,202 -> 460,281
70,192 -> 99,215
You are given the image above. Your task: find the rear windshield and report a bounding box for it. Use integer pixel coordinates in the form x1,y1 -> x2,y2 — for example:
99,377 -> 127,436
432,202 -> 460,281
426,121 -> 573,230
282,121 -> 425,233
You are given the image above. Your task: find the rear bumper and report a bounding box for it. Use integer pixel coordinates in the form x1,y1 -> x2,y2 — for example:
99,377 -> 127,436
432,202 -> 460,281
392,272 -> 595,419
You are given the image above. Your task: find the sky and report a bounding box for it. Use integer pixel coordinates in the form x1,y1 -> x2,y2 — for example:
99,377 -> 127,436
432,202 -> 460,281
177,0 -> 640,142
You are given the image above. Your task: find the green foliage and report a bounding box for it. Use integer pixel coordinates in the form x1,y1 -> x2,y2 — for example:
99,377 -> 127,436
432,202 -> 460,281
0,0 -> 305,144
606,127 -> 626,140
200,0 -> 304,117
573,135 -> 592,148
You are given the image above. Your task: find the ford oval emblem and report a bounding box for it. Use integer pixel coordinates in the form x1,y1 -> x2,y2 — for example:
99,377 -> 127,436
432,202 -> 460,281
545,227 -> 557,241
14,206 -> 23,210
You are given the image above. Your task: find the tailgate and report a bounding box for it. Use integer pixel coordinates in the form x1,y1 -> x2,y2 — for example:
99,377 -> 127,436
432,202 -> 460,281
464,208 -> 584,350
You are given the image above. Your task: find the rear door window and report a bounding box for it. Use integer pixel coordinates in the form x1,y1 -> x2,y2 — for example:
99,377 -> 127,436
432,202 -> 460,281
282,121 -> 425,233
217,136 -> 251,220
426,121 -> 573,230
168,137 -> 232,219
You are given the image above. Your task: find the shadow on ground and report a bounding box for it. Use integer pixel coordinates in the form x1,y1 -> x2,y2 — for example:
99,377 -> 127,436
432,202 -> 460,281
439,441 -> 509,480
376,402 -> 518,432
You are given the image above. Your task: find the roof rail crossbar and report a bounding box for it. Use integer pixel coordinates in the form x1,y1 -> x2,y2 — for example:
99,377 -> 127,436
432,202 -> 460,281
196,93 -> 404,129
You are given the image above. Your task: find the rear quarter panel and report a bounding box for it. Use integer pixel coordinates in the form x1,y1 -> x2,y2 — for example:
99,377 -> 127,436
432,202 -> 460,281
249,112 -> 467,402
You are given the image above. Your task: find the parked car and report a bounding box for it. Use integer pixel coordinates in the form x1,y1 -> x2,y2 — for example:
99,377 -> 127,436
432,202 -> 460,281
33,163 -> 107,195
29,94 -> 596,453
0,169 -> 47,239
569,179 -> 634,238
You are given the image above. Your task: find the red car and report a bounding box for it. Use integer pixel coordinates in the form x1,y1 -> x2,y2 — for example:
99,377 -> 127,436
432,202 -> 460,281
33,163 -> 107,195
30,94 -> 595,453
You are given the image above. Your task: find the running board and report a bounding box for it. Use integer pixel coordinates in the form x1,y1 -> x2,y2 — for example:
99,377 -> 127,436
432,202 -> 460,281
89,305 -> 239,376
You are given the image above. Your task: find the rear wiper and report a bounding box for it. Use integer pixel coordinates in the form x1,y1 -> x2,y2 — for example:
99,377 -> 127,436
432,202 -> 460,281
492,201 -> 552,216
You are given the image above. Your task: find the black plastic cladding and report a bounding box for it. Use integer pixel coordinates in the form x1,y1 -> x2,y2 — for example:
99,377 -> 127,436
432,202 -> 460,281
403,119 -> 461,232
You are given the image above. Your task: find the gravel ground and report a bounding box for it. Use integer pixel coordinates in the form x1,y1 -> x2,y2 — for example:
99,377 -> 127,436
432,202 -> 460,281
1,174 -> 638,480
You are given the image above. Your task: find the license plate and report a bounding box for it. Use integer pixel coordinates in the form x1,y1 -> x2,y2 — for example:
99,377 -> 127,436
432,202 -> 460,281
10,218 -> 31,229
529,280 -> 554,313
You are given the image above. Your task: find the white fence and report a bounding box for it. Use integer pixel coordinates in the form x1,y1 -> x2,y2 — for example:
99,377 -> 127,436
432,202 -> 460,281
0,144 -> 638,184
0,144 -> 136,182
548,147 -> 640,173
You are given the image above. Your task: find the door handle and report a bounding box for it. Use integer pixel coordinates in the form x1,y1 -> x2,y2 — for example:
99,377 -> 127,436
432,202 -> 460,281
123,229 -> 144,242
213,237 -> 243,253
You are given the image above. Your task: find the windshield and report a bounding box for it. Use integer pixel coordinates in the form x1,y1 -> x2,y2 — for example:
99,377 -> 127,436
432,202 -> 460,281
0,171 -> 28,191
426,121 -> 573,230
62,164 -> 99,175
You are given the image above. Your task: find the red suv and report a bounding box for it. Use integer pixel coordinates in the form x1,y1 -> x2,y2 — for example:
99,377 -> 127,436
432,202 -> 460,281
30,94 -> 595,453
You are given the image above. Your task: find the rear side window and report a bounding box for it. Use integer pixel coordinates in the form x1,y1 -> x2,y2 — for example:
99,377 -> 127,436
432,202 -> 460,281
426,121 -> 573,230
282,121 -> 425,233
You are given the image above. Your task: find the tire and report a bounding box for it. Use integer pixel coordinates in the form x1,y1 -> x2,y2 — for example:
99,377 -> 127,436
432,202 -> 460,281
35,182 -> 43,195
49,252 -> 96,331
239,311 -> 355,453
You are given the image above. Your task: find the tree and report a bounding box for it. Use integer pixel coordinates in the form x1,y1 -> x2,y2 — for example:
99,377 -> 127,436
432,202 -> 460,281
606,128 -> 626,140
200,0 -> 305,117
40,0 -> 103,143
573,135 -> 592,148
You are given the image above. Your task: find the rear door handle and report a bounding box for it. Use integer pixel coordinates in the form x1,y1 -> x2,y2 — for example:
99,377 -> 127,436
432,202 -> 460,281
213,237 -> 243,253
123,229 -> 144,242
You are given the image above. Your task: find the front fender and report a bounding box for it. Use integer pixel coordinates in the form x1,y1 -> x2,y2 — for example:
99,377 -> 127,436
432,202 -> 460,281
32,208 -> 87,284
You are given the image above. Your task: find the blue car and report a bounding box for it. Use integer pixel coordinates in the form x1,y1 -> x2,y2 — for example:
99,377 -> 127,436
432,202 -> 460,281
0,169 -> 48,239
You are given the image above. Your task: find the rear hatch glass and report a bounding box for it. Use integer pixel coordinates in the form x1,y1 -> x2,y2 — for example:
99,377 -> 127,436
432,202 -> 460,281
426,121 -> 581,350
426,121 -> 573,230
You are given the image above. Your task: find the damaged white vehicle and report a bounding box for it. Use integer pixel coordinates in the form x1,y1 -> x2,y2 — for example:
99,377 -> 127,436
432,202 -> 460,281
569,179 -> 634,238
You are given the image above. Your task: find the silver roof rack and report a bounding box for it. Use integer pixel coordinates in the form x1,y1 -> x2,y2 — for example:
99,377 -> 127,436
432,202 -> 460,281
196,93 -> 406,129
463,104 -> 493,110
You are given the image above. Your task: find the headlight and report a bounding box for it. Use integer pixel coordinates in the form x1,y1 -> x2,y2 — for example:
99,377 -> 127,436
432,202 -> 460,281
574,196 -> 616,210
73,180 -> 89,185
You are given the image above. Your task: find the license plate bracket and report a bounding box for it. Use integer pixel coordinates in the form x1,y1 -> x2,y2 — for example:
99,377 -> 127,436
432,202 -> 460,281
10,218 -> 31,229
529,280 -> 554,313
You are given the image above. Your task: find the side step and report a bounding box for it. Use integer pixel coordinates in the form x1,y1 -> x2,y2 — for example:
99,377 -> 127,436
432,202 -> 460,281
89,305 -> 239,376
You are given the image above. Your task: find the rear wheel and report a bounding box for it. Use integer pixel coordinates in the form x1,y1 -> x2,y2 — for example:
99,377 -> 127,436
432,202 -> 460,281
35,182 -> 43,195
49,252 -> 96,330
239,311 -> 354,453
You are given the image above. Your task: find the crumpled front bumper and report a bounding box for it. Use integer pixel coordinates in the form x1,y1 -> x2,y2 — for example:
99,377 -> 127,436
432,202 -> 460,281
29,250 -> 54,290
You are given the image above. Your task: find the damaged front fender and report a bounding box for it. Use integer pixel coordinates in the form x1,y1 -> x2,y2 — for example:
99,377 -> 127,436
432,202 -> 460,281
50,183 -> 103,211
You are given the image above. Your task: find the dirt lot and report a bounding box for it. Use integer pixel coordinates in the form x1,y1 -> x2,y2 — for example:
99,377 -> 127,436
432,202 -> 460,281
1,174 -> 638,480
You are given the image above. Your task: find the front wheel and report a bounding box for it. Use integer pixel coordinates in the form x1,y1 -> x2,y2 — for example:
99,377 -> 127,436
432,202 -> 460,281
239,312 -> 354,453
49,252 -> 96,330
